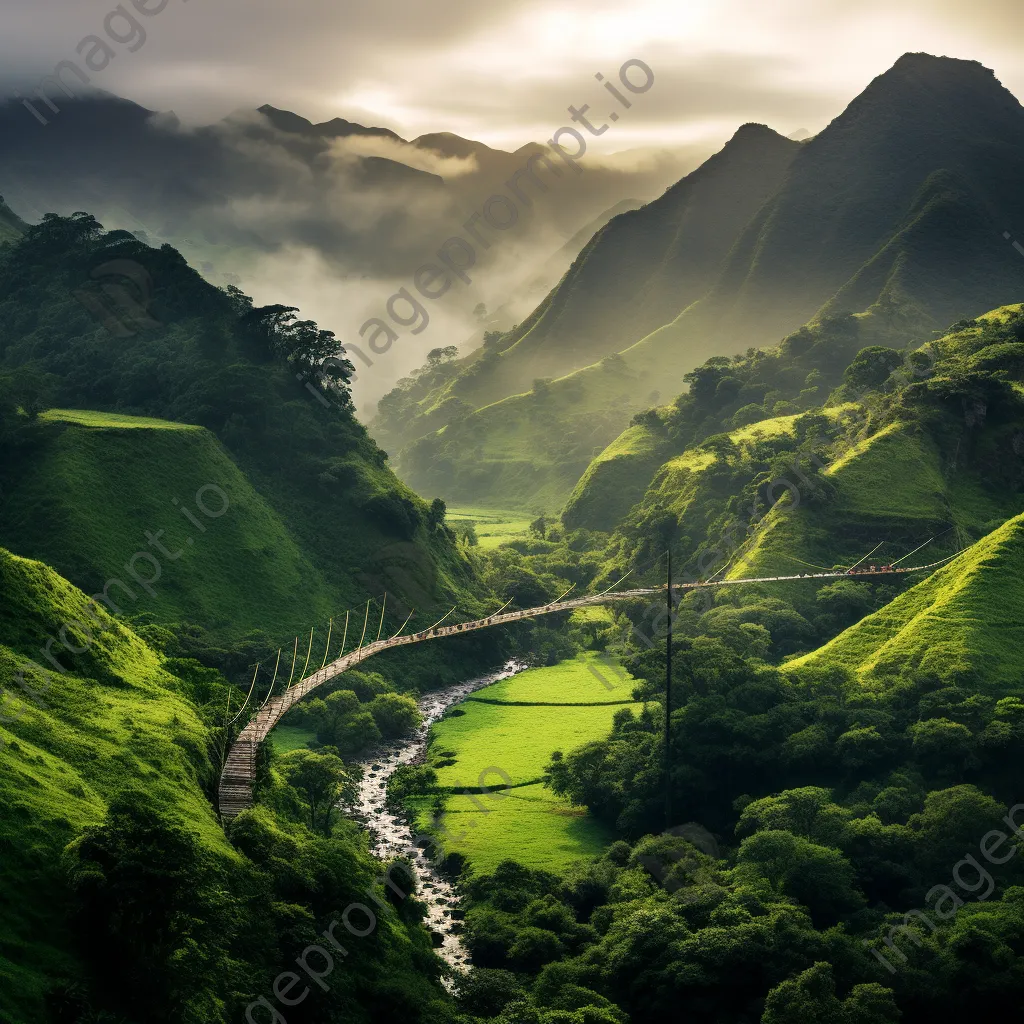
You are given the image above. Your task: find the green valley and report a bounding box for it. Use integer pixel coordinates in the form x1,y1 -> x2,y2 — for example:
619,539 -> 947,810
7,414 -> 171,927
5,38 -> 1024,1024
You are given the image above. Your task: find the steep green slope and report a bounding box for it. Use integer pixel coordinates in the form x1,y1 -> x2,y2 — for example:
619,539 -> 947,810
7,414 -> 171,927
392,54 -> 1024,511
562,419 -> 671,531
0,412 -> 342,642
0,547 -> 232,1020
787,512 -> 1024,690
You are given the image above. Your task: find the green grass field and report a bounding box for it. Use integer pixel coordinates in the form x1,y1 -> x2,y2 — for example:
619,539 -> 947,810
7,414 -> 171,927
413,784 -> 614,874
417,653 -> 645,872
446,506 -> 534,550
40,409 -> 203,430
270,725 -> 317,754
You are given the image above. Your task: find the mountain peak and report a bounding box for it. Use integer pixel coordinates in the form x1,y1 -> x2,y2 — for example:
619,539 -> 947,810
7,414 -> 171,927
257,104 -> 403,142
723,122 -> 794,150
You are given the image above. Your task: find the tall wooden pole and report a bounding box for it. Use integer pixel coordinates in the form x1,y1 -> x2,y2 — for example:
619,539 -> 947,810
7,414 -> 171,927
665,546 -> 673,827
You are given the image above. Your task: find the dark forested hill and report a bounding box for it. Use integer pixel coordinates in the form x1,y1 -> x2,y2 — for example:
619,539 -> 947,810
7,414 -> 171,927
385,53 -> 1024,511
0,212 -> 497,682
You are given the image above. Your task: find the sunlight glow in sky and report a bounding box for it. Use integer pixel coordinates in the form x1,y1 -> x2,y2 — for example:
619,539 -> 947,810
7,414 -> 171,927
2,0 -> 1023,153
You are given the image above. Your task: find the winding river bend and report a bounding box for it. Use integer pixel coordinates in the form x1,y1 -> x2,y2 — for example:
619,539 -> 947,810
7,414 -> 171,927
344,661 -> 525,970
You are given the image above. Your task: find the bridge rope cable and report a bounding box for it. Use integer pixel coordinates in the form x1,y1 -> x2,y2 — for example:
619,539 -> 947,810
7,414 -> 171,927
389,607 -> 416,640
844,541 -> 885,573
299,627 -> 315,681
779,553 -> 842,573
256,648 -> 283,712
896,551 -> 961,573
226,663 -> 260,727
338,610 -> 350,659
491,597 -> 516,617
595,569 -> 634,598
319,618 -> 334,671
890,526 -> 955,568
356,599 -> 371,652
375,593 -> 387,643
424,605 -> 457,632
706,543 -> 749,584
284,636 -> 299,691
554,583 -> 577,603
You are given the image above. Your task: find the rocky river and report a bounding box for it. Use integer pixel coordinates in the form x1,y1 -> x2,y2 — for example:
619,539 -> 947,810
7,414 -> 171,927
343,660 -> 526,972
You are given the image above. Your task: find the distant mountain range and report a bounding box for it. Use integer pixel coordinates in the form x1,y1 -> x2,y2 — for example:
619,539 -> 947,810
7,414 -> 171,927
379,53 -> 1024,511
0,91 -> 693,281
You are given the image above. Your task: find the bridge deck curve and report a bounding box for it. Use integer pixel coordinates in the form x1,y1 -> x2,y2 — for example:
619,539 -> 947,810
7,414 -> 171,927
217,563 -> 949,819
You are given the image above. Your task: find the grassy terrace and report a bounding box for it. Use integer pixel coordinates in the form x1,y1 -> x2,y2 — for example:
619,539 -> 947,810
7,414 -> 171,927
413,653 -> 646,872
446,505 -> 534,550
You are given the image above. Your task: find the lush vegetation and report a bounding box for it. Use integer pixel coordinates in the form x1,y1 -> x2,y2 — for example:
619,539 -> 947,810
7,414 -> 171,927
0,548 -> 447,1024
0,212 -> 505,693
5,52 -> 1024,1024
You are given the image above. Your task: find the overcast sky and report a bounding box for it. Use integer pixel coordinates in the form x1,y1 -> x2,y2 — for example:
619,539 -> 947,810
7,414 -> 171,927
4,0 -> 1024,153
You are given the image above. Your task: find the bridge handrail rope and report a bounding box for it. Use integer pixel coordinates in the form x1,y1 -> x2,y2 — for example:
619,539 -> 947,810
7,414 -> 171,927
389,607 -> 416,640
595,570 -> 633,598
226,662 -> 260,727
844,541 -> 884,573
284,636 -> 299,690
376,593 -> 387,642
890,528 -> 952,567
299,628 -> 315,682
320,618 -> 334,671
356,599 -> 371,653
338,611 -> 349,659
256,648 -> 282,713
425,605 -> 457,632
780,554 -> 839,573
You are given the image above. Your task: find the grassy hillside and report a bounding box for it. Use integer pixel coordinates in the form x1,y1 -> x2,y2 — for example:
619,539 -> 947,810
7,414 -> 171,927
0,546 -> 232,1020
0,412 -> 344,642
562,419 -> 671,531
787,512 -> 1024,691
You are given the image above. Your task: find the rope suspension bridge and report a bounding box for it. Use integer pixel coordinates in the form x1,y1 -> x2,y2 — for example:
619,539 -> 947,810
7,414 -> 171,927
217,551 -> 959,819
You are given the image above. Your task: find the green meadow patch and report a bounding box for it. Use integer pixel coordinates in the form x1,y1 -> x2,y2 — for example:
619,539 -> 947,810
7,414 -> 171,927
412,783 -> 614,874
446,505 -> 534,550
419,654 -> 645,871
269,724 -> 317,754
